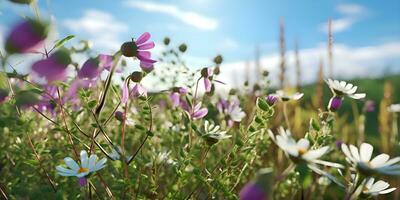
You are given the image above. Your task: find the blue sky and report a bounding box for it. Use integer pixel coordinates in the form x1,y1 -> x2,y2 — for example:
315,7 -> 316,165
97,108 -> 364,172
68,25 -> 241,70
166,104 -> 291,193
1,0 -> 400,86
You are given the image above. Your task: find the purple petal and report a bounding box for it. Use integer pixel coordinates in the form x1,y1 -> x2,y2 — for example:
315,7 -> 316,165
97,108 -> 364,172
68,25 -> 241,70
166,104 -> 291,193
99,54 -> 113,71
170,92 -> 180,108
6,19 -> 47,53
135,32 -> 151,45
137,42 -> 155,50
204,78 -> 212,92
131,84 -> 147,97
78,58 -> 100,79
137,51 -> 151,59
239,182 -> 267,200
121,81 -> 129,104
192,108 -> 208,120
31,55 -> 68,83
140,62 -> 154,72
179,100 -> 190,112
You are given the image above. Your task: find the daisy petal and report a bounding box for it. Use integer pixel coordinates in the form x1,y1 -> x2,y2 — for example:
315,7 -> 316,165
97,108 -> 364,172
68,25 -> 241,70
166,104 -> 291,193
360,143 -> 373,162
64,157 -> 80,171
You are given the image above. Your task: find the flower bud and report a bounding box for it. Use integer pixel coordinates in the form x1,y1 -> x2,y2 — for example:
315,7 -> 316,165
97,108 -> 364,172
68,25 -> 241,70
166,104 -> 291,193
120,41 -> 138,57
78,177 -> 87,187
266,95 -> 278,106
163,37 -> 170,45
5,18 -> 49,54
328,96 -> 343,111
115,111 -> 125,122
213,55 -> 223,65
178,43 -> 187,53
201,67 -> 212,77
213,66 -> 220,75
130,71 -> 143,82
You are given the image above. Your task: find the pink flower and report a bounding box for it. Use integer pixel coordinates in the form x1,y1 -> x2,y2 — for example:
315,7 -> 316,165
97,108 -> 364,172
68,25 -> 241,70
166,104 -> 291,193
120,81 -> 147,104
34,85 -> 59,116
99,54 -> 122,73
217,98 -> 246,127
5,18 -> 48,54
181,101 -> 208,120
31,48 -> 71,84
169,87 -> 188,108
78,58 -> 101,79
0,89 -> 9,104
120,32 -> 157,72
240,182 -> 267,200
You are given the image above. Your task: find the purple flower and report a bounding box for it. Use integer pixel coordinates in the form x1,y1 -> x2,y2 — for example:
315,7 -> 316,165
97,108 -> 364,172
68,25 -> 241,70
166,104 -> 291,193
120,81 -> 147,104
363,100 -> 375,113
31,48 -> 71,84
78,58 -> 101,79
169,87 -> 188,108
266,95 -> 278,106
131,83 -> 147,97
99,54 -> 122,73
335,140 -> 343,149
78,177 -> 87,187
34,85 -> 59,116
181,101 -> 208,120
217,98 -> 246,127
120,32 -> 157,71
0,89 -> 9,104
121,81 -> 129,104
328,96 -> 343,112
201,67 -> 213,92
5,18 -> 48,54
240,182 -> 267,200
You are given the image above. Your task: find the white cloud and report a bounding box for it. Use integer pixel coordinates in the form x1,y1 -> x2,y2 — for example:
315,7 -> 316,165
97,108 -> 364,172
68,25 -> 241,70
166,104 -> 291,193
218,38 -> 239,51
218,41 -> 400,89
319,3 -> 367,33
63,10 -> 128,52
125,1 -> 218,31
337,3 -> 366,15
320,18 -> 355,33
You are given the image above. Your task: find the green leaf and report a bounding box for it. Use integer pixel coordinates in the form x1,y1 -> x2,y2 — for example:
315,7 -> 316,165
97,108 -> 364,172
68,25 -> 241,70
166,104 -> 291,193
87,100 -> 97,109
53,35 -> 75,49
256,97 -> 270,112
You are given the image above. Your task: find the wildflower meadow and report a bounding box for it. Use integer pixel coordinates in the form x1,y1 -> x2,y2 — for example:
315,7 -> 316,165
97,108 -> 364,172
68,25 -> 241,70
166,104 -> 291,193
0,0 -> 399,199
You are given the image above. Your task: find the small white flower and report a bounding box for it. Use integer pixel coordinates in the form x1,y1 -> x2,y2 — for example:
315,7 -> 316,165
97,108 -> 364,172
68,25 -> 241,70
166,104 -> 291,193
228,103 -> 246,122
274,90 -> 303,101
202,120 -> 231,144
268,127 -> 343,168
362,178 -> 396,196
341,143 -> 400,175
326,79 -> 366,99
56,150 -> 107,177
388,104 -> 400,113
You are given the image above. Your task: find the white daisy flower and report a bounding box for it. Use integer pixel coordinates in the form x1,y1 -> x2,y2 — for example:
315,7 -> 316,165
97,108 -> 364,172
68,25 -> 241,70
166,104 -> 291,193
388,104 -> 400,113
274,90 -> 303,101
56,150 -> 107,178
325,79 -> 366,99
341,143 -> 400,175
362,178 -> 396,196
268,127 -> 343,168
202,120 -> 231,145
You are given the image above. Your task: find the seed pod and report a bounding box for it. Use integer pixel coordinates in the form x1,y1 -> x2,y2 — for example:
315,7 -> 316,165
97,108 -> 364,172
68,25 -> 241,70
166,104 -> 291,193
178,43 -> 187,53
213,55 -> 223,64
130,71 -> 143,83
163,37 -> 170,45
120,41 -> 138,57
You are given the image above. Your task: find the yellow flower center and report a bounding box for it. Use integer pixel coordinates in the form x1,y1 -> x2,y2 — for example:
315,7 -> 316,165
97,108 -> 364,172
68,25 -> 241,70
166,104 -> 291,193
298,148 -> 307,156
78,167 -> 89,173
